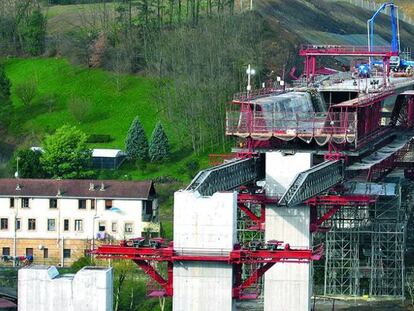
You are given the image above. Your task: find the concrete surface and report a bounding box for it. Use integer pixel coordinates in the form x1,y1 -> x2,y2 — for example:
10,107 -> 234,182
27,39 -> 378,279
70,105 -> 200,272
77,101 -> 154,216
264,206 -> 312,311
265,152 -> 312,311
173,191 -> 237,311
18,266 -> 113,311
265,152 -> 312,197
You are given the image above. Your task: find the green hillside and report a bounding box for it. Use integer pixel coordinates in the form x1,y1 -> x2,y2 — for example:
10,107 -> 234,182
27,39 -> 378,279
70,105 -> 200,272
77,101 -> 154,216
3,57 -> 207,182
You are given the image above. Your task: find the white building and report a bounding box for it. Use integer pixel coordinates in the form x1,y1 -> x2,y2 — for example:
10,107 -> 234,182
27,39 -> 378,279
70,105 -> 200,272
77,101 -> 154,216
0,179 -> 159,266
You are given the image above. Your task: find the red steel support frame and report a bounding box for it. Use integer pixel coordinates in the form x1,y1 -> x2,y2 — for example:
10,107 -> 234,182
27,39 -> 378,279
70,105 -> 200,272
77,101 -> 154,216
299,45 -> 398,84
237,192 -> 278,231
232,262 -> 276,299
306,195 -> 376,232
94,243 -> 320,299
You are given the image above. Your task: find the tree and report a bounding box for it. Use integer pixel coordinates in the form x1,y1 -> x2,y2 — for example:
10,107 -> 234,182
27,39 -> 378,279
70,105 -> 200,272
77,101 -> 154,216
149,121 -> 169,162
125,117 -> 148,161
14,80 -> 37,107
12,148 -> 45,178
40,125 -> 93,179
19,9 -> 46,56
0,64 -> 12,127
68,96 -> 93,123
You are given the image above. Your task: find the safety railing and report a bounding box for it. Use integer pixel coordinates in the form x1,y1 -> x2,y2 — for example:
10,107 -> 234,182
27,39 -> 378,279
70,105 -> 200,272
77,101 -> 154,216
233,88 -> 284,102
226,111 -> 357,143
299,45 -> 396,55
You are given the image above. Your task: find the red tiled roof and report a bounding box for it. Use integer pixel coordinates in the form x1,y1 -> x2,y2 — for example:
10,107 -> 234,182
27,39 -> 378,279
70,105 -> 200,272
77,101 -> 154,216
0,179 -> 155,199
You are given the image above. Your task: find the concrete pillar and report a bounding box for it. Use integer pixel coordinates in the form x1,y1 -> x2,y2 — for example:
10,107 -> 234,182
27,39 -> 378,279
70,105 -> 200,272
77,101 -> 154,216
264,206 -> 312,311
18,266 -> 113,311
264,152 -> 313,311
173,191 -> 237,311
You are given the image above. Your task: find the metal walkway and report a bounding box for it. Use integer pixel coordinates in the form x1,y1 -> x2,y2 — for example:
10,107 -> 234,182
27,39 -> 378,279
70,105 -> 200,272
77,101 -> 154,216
186,158 -> 262,196
278,160 -> 344,206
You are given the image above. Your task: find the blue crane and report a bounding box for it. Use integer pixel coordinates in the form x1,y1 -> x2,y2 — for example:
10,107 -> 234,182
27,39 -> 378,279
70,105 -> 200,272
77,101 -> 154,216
368,2 -> 400,66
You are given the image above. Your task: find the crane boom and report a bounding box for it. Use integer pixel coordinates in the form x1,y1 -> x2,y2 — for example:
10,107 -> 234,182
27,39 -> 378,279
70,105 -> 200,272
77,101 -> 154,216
368,2 -> 400,66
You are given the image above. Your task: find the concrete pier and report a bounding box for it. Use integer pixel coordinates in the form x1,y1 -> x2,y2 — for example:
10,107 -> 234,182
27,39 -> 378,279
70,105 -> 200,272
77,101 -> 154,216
18,266 -> 113,311
264,206 -> 312,311
173,191 -> 237,311
264,152 -> 312,311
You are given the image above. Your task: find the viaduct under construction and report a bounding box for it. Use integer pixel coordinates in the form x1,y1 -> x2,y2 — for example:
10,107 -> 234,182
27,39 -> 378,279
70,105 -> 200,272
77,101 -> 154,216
94,2 -> 414,310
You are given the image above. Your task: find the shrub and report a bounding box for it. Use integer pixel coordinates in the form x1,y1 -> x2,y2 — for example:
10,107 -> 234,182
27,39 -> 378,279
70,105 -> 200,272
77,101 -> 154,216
87,134 -> 112,143
70,256 -> 95,273
0,64 -> 12,128
68,96 -> 93,122
154,175 -> 180,183
185,159 -> 200,178
41,93 -> 58,113
15,80 -> 37,107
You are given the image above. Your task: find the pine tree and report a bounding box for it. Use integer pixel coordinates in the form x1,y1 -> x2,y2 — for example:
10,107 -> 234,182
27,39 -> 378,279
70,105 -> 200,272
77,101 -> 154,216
149,121 -> 169,162
125,117 -> 149,161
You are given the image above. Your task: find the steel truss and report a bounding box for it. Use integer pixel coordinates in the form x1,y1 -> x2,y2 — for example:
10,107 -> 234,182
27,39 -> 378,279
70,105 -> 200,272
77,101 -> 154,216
186,157 -> 261,196
312,187 -> 407,298
279,160 -> 344,206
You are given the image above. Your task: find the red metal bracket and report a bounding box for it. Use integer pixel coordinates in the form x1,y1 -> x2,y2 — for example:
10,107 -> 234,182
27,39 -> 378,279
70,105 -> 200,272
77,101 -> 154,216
133,260 -> 173,297
306,195 -> 376,232
233,262 -> 276,299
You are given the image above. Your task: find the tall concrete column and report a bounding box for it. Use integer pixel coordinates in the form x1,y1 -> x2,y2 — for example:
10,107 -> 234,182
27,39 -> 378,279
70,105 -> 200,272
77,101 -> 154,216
173,191 -> 237,311
264,206 -> 312,311
264,152 -> 313,311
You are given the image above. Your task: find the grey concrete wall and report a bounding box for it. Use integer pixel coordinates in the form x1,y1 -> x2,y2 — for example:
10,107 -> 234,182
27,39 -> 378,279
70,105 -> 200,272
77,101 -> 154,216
18,266 -> 113,311
173,191 -> 237,311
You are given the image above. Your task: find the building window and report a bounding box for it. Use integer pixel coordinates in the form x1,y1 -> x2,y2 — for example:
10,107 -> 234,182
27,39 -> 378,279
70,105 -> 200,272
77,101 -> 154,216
74,219 -> 83,231
98,222 -> 106,232
64,219 -> 69,231
0,218 -> 8,230
105,200 -> 113,210
111,222 -> 117,232
10,198 -> 14,208
78,199 -> 86,209
49,199 -> 57,209
15,218 -> 21,230
47,219 -> 56,231
43,248 -> 49,259
22,198 -> 30,208
63,249 -> 71,258
124,223 -> 133,233
26,248 -> 33,256
90,199 -> 95,210
2,247 -> 10,256
28,219 -> 36,230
